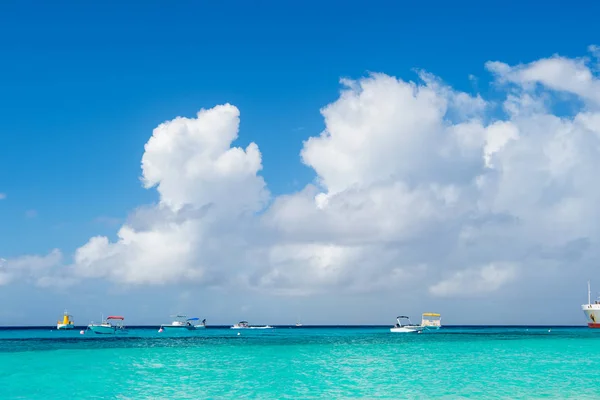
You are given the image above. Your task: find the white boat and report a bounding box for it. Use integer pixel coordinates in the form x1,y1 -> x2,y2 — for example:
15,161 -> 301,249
390,316 -> 424,333
582,281 -> 600,328
231,321 -> 273,329
160,315 -> 206,331
192,318 -> 207,328
421,313 -> 442,330
56,310 -> 74,330
88,315 -> 127,334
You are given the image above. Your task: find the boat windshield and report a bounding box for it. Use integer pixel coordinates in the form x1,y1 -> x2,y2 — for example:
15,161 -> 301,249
395,316 -> 414,327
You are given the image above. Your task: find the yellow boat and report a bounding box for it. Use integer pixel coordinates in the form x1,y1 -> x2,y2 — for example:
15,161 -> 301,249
57,310 -> 74,330
421,313 -> 441,330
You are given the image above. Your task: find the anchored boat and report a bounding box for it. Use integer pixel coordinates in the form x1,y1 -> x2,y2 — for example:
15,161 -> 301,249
231,321 -> 273,329
190,317 -> 207,328
390,316 -> 424,333
160,315 -> 206,331
421,313 -> 442,330
56,310 -> 74,330
88,316 -> 127,334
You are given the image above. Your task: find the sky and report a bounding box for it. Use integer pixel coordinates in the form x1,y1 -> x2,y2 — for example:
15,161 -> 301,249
1,0 -> 600,326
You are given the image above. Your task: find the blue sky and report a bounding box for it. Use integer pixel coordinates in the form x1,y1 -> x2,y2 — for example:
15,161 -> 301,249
1,0 -> 597,256
1,1 -> 600,325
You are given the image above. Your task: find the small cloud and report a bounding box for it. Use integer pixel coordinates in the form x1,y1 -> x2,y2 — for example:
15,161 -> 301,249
0,193 -> 6,200
293,127 -> 305,132
25,210 -> 38,218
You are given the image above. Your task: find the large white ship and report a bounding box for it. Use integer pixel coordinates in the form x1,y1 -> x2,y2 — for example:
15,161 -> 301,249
582,282 -> 600,328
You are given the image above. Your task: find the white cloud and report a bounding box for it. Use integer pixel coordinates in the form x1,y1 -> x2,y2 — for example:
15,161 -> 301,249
429,263 -> 517,297
0,250 -> 63,286
486,47 -> 600,107
300,73 -> 485,195
70,104 -> 268,285
4,48 -> 600,324
0,193 -> 6,200
141,103 -> 267,213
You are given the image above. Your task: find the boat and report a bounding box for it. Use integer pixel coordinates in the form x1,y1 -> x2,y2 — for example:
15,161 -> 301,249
231,321 -> 250,329
87,316 -> 127,334
421,313 -> 442,330
582,281 -> 600,328
231,321 -> 273,329
390,316 -> 424,333
56,310 -> 74,330
160,315 -> 206,331
191,317 -> 207,328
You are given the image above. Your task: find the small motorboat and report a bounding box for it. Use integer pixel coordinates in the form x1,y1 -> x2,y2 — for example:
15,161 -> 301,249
390,316 -> 424,333
231,321 -> 273,329
160,315 -> 206,331
190,317 -> 207,328
88,315 -> 127,334
56,310 -> 75,330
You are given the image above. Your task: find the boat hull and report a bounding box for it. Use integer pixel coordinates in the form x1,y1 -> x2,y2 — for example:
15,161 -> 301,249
231,326 -> 273,330
161,325 -> 196,331
390,326 -> 424,333
88,325 -> 127,334
56,323 -> 74,330
582,304 -> 600,327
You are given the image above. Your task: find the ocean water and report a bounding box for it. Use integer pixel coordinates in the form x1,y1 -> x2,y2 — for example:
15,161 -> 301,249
0,326 -> 597,399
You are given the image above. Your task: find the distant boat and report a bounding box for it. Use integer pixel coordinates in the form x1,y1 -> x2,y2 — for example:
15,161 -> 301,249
295,317 -> 302,327
191,317 -> 207,328
88,315 -> 127,334
582,281 -> 600,328
160,315 -> 206,331
421,313 -> 442,330
390,316 -> 424,333
56,310 -> 74,330
231,321 -> 273,329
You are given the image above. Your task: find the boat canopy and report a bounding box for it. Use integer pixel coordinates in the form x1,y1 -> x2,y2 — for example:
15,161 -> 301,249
239,321 -> 248,324
107,316 -> 124,320
396,316 -> 410,319
187,317 -> 200,321
422,313 -> 440,317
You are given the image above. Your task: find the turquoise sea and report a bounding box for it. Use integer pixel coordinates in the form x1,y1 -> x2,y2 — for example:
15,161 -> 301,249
0,326 -> 597,399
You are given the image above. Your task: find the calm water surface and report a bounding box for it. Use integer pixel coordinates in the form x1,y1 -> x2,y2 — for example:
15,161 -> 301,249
0,326 -> 596,399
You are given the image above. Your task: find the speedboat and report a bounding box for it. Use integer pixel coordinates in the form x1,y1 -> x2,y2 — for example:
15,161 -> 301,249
88,316 -> 127,334
190,317 -> 207,328
231,321 -> 273,329
231,321 -> 249,329
160,315 -> 206,331
56,310 -> 74,330
390,316 -> 424,333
